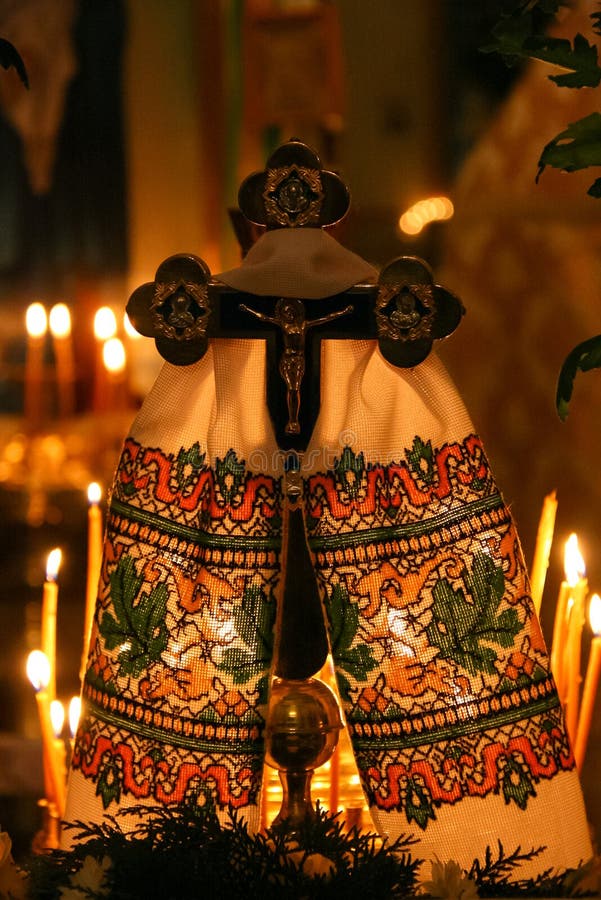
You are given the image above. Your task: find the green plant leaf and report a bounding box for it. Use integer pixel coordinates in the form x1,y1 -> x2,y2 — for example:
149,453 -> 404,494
99,556 -> 169,679
556,333 -> 601,419
481,2 -> 589,76
545,32 -> 601,87
537,112 -> 601,183
588,175 -> 601,198
0,37 -> 28,87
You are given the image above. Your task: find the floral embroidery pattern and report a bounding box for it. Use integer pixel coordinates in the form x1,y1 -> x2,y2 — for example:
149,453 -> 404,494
74,444 -> 282,818
72,434 -> 570,833
306,438 -> 568,828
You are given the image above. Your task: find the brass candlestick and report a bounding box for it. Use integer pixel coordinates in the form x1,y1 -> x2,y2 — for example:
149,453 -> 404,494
264,676 -> 342,831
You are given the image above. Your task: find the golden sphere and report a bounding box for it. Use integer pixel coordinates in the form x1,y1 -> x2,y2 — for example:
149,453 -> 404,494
265,677 -> 343,772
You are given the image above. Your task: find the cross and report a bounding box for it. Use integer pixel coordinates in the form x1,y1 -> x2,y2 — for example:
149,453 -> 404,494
125,139 -> 463,450
127,260 -> 462,451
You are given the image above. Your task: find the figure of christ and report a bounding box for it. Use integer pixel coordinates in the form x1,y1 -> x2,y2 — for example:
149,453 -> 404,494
239,297 -> 353,434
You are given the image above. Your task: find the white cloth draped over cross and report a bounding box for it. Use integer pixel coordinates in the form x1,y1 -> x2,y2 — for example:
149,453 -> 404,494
64,227 -> 592,879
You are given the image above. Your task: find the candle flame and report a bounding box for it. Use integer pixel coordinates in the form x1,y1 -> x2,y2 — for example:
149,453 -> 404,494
87,482 -> 102,505
564,533 -> 585,586
123,312 -> 142,340
69,696 -> 81,737
25,302 -> 48,338
103,337 -> 126,373
94,306 -> 117,341
45,547 -> 62,581
26,650 -> 50,691
48,303 -> 71,338
589,594 -> 601,636
50,699 -> 65,738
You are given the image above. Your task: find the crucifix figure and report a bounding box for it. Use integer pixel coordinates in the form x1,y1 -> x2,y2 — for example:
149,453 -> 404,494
239,297 -> 353,434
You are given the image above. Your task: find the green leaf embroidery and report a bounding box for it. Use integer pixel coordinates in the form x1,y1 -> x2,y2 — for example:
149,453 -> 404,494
501,756 -> 536,810
406,436 -> 435,485
426,552 -> 521,676
217,585 -> 275,699
96,757 -> 123,809
405,777 -> 436,830
175,442 -> 206,492
334,447 -> 366,500
99,556 -> 169,679
215,449 -> 246,503
325,584 -> 377,702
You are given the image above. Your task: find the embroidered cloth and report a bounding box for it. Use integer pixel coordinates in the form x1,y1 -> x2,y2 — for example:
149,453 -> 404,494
64,230 -> 592,876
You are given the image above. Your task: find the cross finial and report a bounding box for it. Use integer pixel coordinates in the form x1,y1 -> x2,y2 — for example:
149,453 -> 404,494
237,138 -> 350,229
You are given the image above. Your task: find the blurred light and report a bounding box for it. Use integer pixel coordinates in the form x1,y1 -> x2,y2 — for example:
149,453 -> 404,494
25,303 -> 47,338
68,696 -> 81,737
399,195 -> 454,235
123,312 -> 141,340
94,306 -> 117,341
589,594 -> 601,636
564,533 -> 586,586
46,548 -> 62,581
26,650 -> 50,691
103,337 -> 126,373
87,482 -> 102,505
50,699 -> 65,737
49,303 -> 71,338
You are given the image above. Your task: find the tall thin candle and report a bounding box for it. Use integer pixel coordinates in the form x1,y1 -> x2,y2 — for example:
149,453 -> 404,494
26,650 -> 66,817
574,594 -> 601,771
49,303 -> 75,418
41,549 -> 62,702
24,302 -> 47,430
81,483 -> 103,683
550,535 -> 582,703
93,306 -> 117,411
562,535 -> 587,742
529,491 -> 557,616
103,336 -> 127,411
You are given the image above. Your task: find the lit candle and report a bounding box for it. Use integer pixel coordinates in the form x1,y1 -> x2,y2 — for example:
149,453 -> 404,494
50,699 -> 67,795
80,483 -> 103,683
26,650 -> 66,817
123,312 -> 142,400
551,535 -> 581,701
68,696 -> 81,740
93,306 -> 117,411
41,549 -> 62,702
529,491 -> 557,616
328,743 -> 340,815
563,536 -> 587,742
123,312 -> 141,341
103,336 -> 128,411
574,594 -> 601,771
49,303 -> 75,418
24,302 -> 48,430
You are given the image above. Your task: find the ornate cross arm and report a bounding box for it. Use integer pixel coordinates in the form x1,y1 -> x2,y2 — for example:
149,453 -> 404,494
126,254 -> 464,451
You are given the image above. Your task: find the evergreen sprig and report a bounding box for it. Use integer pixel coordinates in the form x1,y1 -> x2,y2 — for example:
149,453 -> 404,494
468,840 -> 595,898
20,804 -> 598,899
23,805 -> 421,900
